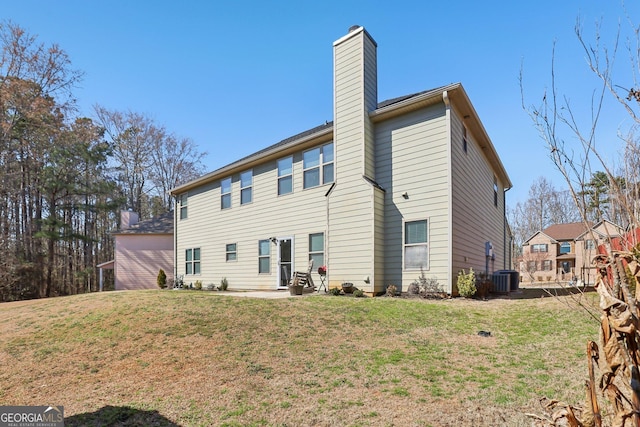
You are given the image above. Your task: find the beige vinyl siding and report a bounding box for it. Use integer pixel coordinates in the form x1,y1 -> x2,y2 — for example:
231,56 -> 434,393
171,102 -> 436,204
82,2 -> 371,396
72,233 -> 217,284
450,108 -> 507,291
363,37 -> 377,179
373,187 -> 385,293
175,144 -> 332,290
327,27 -> 379,292
374,104 -> 451,292
326,181 -> 376,291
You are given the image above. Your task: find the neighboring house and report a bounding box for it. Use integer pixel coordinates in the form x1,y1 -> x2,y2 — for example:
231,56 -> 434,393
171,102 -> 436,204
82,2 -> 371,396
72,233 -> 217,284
169,26 -> 512,295
98,210 -> 174,290
520,220 -> 622,285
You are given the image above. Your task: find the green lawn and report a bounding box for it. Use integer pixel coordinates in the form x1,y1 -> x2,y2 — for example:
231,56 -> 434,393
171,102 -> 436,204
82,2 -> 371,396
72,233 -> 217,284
0,290 -> 599,426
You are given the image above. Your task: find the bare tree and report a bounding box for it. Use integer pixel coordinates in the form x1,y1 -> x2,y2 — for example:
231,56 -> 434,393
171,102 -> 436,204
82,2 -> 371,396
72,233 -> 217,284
95,106 -> 207,216
522,8 -> 640,426
94,107 -> 155,217
148,132 -> 207,211
521,14 -> 640,233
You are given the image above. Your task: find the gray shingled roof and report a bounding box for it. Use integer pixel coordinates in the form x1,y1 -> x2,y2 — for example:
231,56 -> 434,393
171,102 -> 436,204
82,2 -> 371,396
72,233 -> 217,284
113,211 -> 174,235
376,90 -> 433,109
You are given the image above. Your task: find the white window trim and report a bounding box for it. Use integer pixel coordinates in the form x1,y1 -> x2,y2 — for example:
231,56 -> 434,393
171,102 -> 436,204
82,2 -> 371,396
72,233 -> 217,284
221,177 -> 232,210
179,193 -> 188,220
402,219 -> 429,271
185,247 -> 201,275
303,143 -> 334,189
321,143 -> 334,185
240,170 -> 253,205
277,157 -> 293,196
308,232 -> 324,267
258,239 -> 270,274
226,243 -> 237,262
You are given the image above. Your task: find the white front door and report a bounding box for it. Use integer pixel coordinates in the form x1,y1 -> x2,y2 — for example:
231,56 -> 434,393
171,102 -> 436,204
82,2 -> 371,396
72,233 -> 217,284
277,237 -> 294,289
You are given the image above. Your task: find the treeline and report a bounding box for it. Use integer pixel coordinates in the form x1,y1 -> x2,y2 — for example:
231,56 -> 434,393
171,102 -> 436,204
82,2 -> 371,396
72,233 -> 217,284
0,22 -> 206,301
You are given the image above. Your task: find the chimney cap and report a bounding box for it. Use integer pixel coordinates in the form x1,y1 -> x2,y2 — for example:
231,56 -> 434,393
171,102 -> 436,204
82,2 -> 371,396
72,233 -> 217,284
348,25 -> 361,33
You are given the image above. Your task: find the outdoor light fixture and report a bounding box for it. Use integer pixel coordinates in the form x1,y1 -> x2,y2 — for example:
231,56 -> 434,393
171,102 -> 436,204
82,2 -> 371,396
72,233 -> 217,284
270,237 -> 277,244
402,192 -> 409,199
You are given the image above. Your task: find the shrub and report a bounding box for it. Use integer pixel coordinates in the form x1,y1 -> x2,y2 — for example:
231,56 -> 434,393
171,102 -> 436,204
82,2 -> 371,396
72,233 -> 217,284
386,284 -> 397,297
157,269 -> 167,289
457,268 -> 476,298
329,287 -> 341,296
353,289 -> 365,298
220,277 -> 229,291
172,275 -> 184,289
407,281 -> 420,295
194,280 -> 203,290
546,275 -> 552,282
423,278 -> 443,292
403,274 -> 447,298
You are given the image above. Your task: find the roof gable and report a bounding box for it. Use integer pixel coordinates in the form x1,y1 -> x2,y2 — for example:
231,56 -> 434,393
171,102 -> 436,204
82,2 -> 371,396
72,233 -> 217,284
523,230 -> 556,245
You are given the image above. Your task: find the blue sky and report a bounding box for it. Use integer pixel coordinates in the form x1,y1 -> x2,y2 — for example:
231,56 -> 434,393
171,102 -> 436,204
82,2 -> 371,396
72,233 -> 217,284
3,0 -> 636,206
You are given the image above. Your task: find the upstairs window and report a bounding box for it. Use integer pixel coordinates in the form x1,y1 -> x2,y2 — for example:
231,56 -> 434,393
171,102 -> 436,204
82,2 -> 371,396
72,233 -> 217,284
493,176 -> 499,207
179,193 -> 188,220
278,157 -> 293,195
185,248 -> 201,275
585,239 -> 595,250
221,177 -> 232,210
303,143 -> 334,189
560,242 -> 571,254
303,148 -> 321,188
404,220 -> 428,270
240,170 -> 252,205
531,244 -> 548,253
322,143 -> 334,184
462,125 -> 468,153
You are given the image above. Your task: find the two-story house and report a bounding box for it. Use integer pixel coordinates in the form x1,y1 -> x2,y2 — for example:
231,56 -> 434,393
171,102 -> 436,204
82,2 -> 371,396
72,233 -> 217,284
169,26 -> 512,295
521,220 -> 622,285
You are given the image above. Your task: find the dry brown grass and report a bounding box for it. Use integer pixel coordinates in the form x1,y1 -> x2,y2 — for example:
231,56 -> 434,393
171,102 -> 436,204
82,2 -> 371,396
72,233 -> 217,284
0,289 -> 598,426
